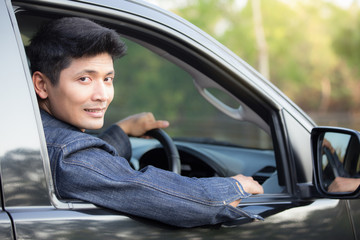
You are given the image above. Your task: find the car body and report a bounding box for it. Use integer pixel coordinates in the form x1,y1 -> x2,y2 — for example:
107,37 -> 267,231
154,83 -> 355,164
0,0 -> 359,239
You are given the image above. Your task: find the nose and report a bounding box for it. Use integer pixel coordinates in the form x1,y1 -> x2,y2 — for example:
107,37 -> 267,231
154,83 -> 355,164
92,80 -> 109,102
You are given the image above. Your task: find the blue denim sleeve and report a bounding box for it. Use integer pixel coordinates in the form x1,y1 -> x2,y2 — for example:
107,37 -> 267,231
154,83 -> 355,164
98,124 -> 132,160
52,139 -> 262,228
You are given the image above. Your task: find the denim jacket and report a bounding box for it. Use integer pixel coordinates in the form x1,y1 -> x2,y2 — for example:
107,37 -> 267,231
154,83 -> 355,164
41,110 -> 261,227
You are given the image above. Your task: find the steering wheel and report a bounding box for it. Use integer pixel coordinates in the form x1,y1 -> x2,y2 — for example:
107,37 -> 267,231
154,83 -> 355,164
145,129 -> 181,174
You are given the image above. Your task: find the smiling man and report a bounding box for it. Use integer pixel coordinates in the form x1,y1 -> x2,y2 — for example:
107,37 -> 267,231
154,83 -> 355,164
27,17 -> 263,228
33,53 -> 115,131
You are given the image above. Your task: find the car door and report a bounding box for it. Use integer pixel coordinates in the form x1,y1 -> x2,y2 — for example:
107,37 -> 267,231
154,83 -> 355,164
2,1 -> 159,239
0,1 -> 29,240
349,200 -> 360,238
6,0 -> 358,239
346,150 -> 360,238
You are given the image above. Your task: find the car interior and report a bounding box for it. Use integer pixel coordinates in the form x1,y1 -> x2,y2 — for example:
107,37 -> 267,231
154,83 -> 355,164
14,6 -> 287,205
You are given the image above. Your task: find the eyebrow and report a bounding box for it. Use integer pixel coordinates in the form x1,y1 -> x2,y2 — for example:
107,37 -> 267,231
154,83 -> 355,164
76,70 -> 115,76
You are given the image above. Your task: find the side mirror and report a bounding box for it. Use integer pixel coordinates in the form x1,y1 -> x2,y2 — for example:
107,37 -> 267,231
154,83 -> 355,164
311,127 -> 360,199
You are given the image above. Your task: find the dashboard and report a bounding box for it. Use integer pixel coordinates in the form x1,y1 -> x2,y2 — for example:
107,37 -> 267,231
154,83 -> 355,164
130,138 -> 282,193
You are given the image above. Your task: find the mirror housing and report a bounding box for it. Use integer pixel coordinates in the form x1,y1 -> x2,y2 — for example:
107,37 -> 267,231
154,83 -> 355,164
311,127 -> 360,199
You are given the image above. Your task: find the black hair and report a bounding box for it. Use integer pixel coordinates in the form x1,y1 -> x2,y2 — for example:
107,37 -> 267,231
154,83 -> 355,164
26,17 -> 127,85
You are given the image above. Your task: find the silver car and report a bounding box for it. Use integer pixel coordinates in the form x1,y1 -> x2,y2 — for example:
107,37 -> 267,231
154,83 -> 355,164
0,0 -> 359,239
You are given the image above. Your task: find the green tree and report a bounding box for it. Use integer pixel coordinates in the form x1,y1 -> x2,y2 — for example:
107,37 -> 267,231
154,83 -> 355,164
331,3 -> 360,112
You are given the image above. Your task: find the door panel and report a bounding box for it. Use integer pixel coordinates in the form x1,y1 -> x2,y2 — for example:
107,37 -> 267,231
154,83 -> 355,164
0,212 -> 14,240
349,200 -> 360,239
9,199 -> 354,240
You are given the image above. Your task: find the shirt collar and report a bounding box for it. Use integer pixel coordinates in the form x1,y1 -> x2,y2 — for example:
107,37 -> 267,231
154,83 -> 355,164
40,109 -> 81,132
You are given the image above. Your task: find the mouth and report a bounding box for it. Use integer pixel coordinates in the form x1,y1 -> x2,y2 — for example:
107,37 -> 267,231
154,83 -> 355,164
84,108 -> 105,112
84,107 -> 106,117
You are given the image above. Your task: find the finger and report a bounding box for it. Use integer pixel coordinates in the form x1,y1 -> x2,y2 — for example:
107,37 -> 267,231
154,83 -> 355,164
157,120 -> 170,129
255,184 -> 264,194
247,180 -> 263,194
146,120 -> 169,130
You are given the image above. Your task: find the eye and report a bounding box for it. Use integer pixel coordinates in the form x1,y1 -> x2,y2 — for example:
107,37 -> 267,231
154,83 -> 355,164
104,77 -> 114,82
79,77 -> 91,82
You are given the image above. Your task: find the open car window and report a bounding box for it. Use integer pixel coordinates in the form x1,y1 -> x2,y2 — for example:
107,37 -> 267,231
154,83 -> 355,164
16,13 -> 272,150
16,8 -> 286,207
105,32 -> 284,194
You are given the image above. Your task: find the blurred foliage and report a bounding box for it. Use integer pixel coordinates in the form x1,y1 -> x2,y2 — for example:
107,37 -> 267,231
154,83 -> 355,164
170,0 -> 360,113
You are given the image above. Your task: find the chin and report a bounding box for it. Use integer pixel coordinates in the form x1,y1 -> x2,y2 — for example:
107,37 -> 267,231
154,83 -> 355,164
81,120 -> 104,130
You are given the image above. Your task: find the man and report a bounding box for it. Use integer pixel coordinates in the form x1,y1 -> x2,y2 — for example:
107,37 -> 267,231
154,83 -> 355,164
27,17 -> 263,228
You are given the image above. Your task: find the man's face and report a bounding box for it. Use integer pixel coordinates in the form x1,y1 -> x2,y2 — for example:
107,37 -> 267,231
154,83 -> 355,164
44,53 -> 115,131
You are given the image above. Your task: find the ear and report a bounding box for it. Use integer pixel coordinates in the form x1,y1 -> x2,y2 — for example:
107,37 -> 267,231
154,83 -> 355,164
32,71 -> 49,99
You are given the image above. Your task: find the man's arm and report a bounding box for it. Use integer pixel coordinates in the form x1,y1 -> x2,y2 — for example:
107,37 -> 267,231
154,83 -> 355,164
328,177 -> 360,192
116,112 -> 264,208
116,112 -> 169,137
100,112 -> 169,160
99,125 -> 132,160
